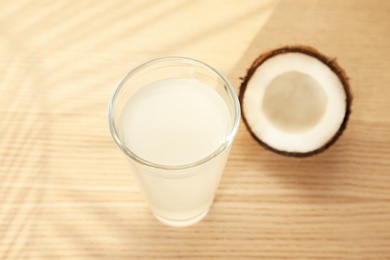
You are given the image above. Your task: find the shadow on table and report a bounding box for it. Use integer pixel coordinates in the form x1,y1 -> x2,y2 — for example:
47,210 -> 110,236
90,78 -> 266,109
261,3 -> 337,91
0,40 -> 51,260
223,0 -> 358,195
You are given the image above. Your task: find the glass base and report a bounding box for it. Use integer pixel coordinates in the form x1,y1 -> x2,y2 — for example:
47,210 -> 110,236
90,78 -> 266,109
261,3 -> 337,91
153,209 -> 210,227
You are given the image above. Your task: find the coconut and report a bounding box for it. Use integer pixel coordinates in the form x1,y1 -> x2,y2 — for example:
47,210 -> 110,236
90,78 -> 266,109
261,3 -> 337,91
239,46 -> 352,157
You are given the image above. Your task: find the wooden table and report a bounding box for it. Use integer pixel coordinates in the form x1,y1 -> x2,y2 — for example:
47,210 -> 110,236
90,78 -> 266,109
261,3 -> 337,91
1,0 -> 390,259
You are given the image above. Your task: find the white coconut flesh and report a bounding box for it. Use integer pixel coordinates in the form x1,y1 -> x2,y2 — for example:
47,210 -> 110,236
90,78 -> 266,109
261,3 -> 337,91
243,52 -> 347,153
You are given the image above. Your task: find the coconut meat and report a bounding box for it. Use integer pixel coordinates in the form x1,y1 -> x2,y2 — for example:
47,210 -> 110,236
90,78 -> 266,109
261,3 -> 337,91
243,53 -> 347,153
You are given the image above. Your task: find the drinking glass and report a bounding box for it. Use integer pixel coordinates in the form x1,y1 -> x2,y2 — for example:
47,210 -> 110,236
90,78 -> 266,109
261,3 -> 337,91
108,57 -> 240,227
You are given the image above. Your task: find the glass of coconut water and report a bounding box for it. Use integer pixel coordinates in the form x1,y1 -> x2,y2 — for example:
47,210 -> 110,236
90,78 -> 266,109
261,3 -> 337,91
108,57 -> 240,227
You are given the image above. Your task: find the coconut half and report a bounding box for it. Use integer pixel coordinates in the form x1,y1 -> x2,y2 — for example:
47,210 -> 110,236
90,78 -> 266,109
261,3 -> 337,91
239,46 -> 352,157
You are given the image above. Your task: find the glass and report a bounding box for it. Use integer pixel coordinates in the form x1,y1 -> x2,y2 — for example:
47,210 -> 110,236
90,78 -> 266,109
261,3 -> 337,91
108,57 -> 240,227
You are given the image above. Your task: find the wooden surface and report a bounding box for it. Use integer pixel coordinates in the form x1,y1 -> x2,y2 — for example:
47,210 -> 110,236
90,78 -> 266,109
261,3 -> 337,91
1,0 -> 390,259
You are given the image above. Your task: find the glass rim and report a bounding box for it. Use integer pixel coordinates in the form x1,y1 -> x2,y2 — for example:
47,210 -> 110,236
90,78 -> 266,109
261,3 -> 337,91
108,56 -> 240,171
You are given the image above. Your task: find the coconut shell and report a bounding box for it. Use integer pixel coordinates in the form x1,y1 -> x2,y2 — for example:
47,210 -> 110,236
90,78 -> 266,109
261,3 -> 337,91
239,45 -> 352,157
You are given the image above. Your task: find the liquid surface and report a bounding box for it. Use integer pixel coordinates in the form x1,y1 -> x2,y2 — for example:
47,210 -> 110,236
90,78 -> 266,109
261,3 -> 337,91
119,78 -> 231,166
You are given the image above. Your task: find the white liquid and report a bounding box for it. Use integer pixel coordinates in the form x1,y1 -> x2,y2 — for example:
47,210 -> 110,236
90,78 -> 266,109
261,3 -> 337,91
120,79 -> 231,166
119,78 -> 232,226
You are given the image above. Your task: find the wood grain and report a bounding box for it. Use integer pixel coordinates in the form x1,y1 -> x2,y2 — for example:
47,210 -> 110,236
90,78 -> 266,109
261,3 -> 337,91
1,0 -> 390,259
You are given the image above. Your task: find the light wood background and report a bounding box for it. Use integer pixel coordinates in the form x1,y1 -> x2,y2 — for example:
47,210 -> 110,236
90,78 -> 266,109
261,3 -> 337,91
1,0 -> 390,259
